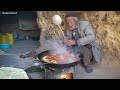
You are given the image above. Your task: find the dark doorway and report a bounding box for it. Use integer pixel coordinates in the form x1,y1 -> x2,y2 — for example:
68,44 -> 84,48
0,11 -> 40,41
0,11 -> 40,54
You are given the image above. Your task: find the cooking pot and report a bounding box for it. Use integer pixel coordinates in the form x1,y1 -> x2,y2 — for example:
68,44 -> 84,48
37,50 -> 80,69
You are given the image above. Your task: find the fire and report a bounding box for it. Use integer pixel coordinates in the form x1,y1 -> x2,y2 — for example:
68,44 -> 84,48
60,73 -> 73,79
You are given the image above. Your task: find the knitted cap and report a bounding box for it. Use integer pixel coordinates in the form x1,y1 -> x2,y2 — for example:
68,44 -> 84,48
65,12 -> 78,18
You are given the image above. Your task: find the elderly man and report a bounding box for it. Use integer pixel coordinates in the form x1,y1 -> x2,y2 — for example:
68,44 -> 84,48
64,12 -> 102,73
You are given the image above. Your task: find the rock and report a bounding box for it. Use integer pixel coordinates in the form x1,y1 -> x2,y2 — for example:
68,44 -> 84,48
27,72 -> 44,79
37,11 -> 120,70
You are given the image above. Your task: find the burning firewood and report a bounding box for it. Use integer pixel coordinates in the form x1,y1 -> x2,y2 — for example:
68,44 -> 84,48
60,73 -> 73,79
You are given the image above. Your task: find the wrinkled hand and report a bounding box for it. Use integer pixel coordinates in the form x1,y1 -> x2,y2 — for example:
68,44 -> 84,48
67,40 -> 76,46
64,36 -> 68,43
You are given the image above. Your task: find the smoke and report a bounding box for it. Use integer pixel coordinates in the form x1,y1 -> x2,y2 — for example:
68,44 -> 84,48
44,40 -> 80,64
45,40 -> 80,57
46,40 -> 68,54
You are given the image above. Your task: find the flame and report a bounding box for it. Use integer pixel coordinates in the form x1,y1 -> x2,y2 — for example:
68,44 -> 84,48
60,73 -> 73,79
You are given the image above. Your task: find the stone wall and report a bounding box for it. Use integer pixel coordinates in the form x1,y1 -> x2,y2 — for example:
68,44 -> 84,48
37,11 -> 120,69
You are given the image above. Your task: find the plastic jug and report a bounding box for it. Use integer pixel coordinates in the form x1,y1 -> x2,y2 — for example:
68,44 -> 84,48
0,33 -> 9,44
6,33 -> 14,45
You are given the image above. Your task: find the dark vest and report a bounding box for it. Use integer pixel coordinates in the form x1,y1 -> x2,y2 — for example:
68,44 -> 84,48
72,29 -> 81,47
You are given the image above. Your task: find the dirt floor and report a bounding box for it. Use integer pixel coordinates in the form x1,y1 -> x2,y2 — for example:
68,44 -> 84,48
0,40 -> 120,79
82,65 -> 120,79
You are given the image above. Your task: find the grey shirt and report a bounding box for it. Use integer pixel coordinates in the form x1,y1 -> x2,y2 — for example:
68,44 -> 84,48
66,21 -> 102,63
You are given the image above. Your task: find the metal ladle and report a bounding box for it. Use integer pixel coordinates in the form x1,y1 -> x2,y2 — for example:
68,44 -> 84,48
52,15 -> 65,40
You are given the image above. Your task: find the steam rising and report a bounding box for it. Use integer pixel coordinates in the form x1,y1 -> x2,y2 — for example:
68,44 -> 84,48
45,40 -> 80,63
46,40 -> 69,54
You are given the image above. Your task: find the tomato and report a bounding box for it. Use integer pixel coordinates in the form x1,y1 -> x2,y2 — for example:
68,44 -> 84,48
63,53 -> 71,58
58,59 -> 66,64
74,57 -> 80,61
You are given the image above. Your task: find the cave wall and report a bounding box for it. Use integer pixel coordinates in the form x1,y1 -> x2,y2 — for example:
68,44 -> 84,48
37,11 -> 120,68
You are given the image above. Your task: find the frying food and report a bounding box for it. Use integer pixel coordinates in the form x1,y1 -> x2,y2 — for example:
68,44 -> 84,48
42,53 -> 79,64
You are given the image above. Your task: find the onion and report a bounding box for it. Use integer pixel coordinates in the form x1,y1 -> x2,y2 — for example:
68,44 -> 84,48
52,15 -> 62,26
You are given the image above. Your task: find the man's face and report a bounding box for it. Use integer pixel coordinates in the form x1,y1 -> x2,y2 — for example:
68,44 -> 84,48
66,17 -> 76,29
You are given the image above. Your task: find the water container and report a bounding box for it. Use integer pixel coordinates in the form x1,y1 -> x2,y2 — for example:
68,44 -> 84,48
0,44 -> 11,49
0,33 -> 9,44
6,33 -> 14,45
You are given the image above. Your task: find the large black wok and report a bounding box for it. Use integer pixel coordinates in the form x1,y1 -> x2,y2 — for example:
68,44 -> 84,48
37,50 -> 80,69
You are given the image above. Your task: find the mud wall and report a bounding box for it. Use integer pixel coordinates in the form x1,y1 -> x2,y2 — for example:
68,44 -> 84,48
37,11 -> 120,69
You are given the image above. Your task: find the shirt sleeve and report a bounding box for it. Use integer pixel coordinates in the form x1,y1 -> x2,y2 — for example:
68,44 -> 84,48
77,22 -> 96,46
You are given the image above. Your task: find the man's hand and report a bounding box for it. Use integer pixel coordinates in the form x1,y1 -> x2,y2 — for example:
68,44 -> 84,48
67,40 -> 76,46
